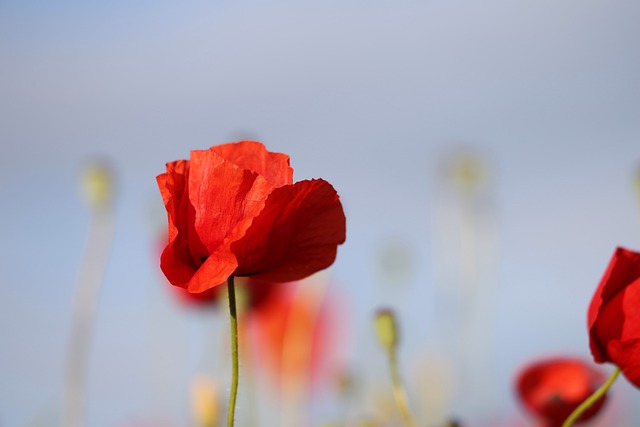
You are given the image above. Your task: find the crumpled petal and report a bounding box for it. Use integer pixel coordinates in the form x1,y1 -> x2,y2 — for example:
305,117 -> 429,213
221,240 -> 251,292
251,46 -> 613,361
182,248 -> 238,293
592,284 -> 640,386
211,141 -> 293,188
588,247 -> 640,387
158,160 -> 201,287
157,160 -> 188,243
605,339 -> 640,388
188,149 -> 275,255
232,179 -> 346,282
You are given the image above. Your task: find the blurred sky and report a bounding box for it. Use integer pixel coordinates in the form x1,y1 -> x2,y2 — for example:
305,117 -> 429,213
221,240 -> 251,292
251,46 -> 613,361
2,0 -> 640,426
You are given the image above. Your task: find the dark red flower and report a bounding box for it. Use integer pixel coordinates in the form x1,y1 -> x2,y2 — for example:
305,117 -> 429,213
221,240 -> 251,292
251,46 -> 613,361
588,247 -> 640,388
516,357 -> 608,426
157,141 -> 346,293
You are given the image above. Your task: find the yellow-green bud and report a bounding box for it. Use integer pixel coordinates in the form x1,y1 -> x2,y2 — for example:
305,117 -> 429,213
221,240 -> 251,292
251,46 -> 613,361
634,167 -> 640,200
374,308 -> 398,351
450,153 -> 487,197
80,161 -> 113,210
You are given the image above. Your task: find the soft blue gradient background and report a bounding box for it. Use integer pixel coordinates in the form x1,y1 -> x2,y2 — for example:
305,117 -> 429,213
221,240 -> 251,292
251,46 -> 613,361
2,0 -> 640,425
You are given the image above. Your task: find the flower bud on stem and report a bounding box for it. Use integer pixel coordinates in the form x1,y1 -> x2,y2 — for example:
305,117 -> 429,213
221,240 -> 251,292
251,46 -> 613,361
562,367 -> 620,427
374,309 -> 418,427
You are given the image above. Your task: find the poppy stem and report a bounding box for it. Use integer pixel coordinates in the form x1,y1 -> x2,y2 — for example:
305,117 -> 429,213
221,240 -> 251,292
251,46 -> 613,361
562,366 -> 620,427
226,276 -> 239,427
388,348 -> 419,427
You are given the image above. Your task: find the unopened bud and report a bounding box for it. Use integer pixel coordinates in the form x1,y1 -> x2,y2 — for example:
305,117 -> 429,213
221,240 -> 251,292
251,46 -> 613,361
450,153 -> 488,197
80,161 -> 113,210
374,308 -> 398,351
191,374 -> 219,427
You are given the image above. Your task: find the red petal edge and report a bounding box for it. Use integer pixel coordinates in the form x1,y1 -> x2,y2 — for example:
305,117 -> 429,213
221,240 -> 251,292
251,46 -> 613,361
210,141 -> 293,188
232,179 -> 346,282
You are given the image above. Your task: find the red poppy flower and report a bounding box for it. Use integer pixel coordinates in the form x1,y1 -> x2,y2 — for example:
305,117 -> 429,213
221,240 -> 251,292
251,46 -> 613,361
516,357 -> 608,426
244,277 -> 347,391
156,141 -> 346,293
588,247 -> 640,388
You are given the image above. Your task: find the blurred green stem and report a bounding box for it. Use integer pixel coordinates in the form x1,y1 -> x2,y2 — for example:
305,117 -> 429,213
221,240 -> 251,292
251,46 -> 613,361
562,367 -> 620,427
387,348 -> 419,427
227,276 -> 239,427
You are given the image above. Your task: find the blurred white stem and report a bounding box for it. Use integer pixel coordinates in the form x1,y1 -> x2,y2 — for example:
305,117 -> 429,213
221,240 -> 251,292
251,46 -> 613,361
62,208 -> 115,427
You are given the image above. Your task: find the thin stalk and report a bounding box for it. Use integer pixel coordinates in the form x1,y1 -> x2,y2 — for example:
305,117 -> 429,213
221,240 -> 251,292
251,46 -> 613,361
63,207 -> 114,427
562,367 -> 620,427
226,276 -> 239,427
388,348 -> 419,427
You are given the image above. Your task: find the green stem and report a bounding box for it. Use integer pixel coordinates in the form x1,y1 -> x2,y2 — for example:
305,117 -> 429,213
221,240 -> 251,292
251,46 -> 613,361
562,367 -> 620,427
388,348 -> 419,427
227,276 -> 239,427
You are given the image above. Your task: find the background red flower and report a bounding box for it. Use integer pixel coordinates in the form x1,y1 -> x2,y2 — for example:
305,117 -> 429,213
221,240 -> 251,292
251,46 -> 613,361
515,357 -> 608,426
244,277 -> 348,392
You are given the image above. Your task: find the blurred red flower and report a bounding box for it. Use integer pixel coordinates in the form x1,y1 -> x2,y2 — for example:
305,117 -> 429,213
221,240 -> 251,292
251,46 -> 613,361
244,277 -> 347,391
157,141 -> 346,293
588,247 -> 640,388
515,357 -> 607,426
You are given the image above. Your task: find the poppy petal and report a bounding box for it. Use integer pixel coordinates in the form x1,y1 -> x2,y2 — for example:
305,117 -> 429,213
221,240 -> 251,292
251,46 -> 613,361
211,141 -> 293,187
589,248 -> 640,363
589,249 -> 640,326
188,149 -> 275,255
606,339 -> 640,387
183,247 -> 239,293
157,160 -> 202,287
157,160 -> 188,243
232,179 -> 346,282
593,275 -> 640,387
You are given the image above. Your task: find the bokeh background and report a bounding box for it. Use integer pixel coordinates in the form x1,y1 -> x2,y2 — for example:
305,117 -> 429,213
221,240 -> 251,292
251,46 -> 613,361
2,0 -> 640,426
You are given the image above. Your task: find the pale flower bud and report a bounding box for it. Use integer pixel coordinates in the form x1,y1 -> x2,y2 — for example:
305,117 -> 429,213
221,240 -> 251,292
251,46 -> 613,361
80,161 -> 113,211
191,374 -> 219,427
374,308 -> 398,351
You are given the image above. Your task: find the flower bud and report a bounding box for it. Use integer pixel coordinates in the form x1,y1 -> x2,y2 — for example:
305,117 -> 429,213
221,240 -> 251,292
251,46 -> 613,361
634,166 -> 640,201
80,161 -> 113,211
374,308 -> 398,351
191,374 -> 219,427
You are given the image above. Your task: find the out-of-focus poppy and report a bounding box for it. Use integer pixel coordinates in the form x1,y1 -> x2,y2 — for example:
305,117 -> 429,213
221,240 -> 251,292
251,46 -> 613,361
515,357 -> 608,426
244,277 -> 347,391
157,141 -> 346,293
588,247 -> 640,388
